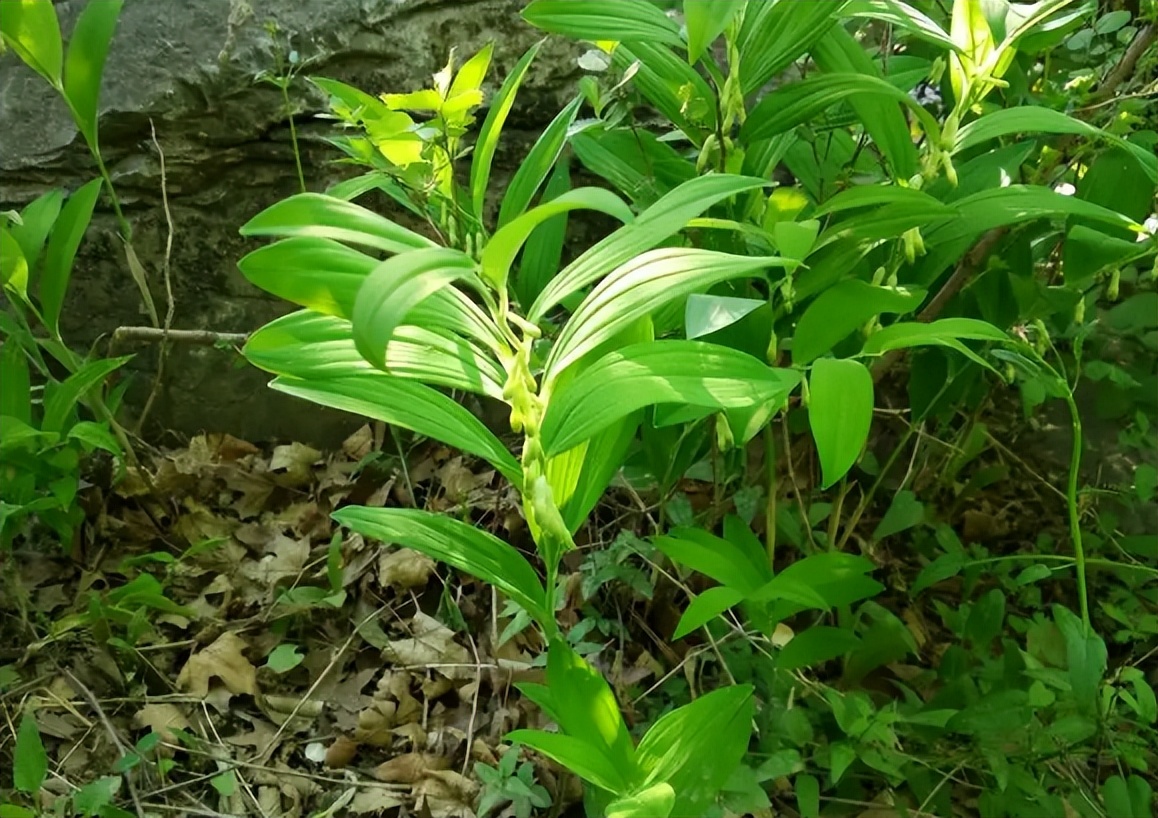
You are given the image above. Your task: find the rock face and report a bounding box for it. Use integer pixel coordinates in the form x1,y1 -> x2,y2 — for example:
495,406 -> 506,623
0,0 -> 579,444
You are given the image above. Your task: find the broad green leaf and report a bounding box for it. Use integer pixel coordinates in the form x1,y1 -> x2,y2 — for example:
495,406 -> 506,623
607,784 -> 676,818
497,96 -> 583,228
449,42 -> 492,98
812,186 -> 948,218
965,588 -> 1006,648
0,0 -> 63,85
954,107 -> 1158,182
334,507 -> 549,625
875,490 -> 927,541
793,280 -> 927,365
795,774 -> 820,818
673,586 -> 746,639
0,342 -> 32,423
684,0 -> 743,63
14,713 -> 47,793
516,159 -> 571,307
658,526 -> 772,593
0,226 -> 29,301
239,193 -> 436,255
752,553 -> 883,611
485,187 -> 633,291
506,730 -> 628,794
814,200 -> 956,252
614,43 -> 717,139
547,414 -> 639,534
544,640 -> 637,775
237,237 -> 376,319
1064,224 -> 1141,285
266,644 -> 304,674
541,341 -> 801,455
636,685 -> 754,816
860,318 -> 1008,372
776,626 -> 861,670
950,0 -> 995,102
811,27 -> 918,179
572,130 -> 656,207
270,375 -> 522,486
1053,604 -> 1106,715
62,0 -> 122,147
245,310 -> 505,398
844,0 -> 958,50
67,420 -> 120,454
42,355 -> 130,434
40,177 -> 102,335
742,72 -> 941,146
522,0 -> 684,46
809,358 -> 874,488
772,220 -> 820,261
547,249 -> 790,383
351,248 -> 482,369
685,294 -> 764,339
1102,775 -> 1154,818
470,41 -> 542,217
737,1 -> 849,95
530,175 -> 769,322
10,188 -> 63,272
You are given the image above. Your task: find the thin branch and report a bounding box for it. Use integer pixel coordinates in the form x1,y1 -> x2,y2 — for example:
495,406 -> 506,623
111,327 -> 249,347
1089,23 -> 1156,103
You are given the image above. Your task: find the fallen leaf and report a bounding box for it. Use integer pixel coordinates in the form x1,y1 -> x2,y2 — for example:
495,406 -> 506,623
325,735 -> 359,769
342,425 -> 374,460
378,548 -> 436,592
354,701 -> 397,747
177,632 -> 257,699
134,703 -> 191,745
383,613 -> 472,680
416,769 -> 479,818
374,752 -> 450,784
270,442 -> 322,486
350,789 -> 404,815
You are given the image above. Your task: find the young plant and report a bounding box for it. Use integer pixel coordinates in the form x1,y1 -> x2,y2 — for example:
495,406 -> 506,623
237,46 -> 797,816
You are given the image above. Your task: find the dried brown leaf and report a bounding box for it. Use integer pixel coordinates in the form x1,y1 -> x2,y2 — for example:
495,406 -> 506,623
374,752 -> 450,784
176,632 -> 257,699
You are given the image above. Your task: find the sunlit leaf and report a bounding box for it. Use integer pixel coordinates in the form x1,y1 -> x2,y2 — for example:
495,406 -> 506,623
62,0 -> 122,147
808,358 -> 874,488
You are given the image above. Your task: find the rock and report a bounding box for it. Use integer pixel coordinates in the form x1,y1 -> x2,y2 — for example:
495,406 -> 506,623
0,0 -> 580,445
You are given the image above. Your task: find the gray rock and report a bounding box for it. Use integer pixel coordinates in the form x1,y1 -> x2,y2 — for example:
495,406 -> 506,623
0,0 -> 581,445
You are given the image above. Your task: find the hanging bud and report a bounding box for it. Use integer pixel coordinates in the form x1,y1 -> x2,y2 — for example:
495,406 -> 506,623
1107,268 -> 1120,301
766,329 -> 778,364
1004,362 -> 1016,384
1032,319 -> 1049,355
902,227 -> 926,264
1074,297 -> 1086,325
871,266 -> 887,286
715,413 -> 735,452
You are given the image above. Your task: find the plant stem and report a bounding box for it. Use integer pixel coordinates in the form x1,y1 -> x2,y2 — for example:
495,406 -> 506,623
1063,391 -> 1092,634
281,83 -> 307,194
764,423 -> 777,567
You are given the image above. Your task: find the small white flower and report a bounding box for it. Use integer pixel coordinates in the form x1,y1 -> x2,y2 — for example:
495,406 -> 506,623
1054,182 -> 1076,196
1137,214 -> 1158,242
578,49 -> 610,72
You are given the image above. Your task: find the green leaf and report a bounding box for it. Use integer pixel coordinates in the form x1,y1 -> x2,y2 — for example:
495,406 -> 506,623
245,310 -> 505,399
547,249 -> 790,383
737,1 -> 850,95
548,413 -> 640,534
657,527 -> 771,594
752,553 -> 882,611
808,358 -> 874,488
607,783 -> 676,818
541,341 -> 801,456
507,730 -> 628,794
811,26 -> 918,179
685,294 -> 764,340
795,773 -> 820,818
237,237 -> 376,319
772,220 -> 820,261
42,355 -> 131,433
40,177 -> 103,335
471,41 -> 542,217
266,644 -> 304,673
351,248 -> 482,369
954,107 -> 1158,182
0,343 -> 32,424
636,685 -> 754,815
674,587 -> 747,639
0,805 -> 37,818
498,96 -> 583,228
1053,604 -> 1106,715
239,193 -> 436,255
10,188 -> 63,273
742,72 -> 940,146
269,375 -> 522,486
62,0 -> 122,147
73,776 -> 120,817
522,0 -> 684,46
860,318 -> 1008,372
814,199 -> 957,251
14,714 -> 47,793
965,589 -> 1006,648
794,280 -> 926,365
68,421 -> 120,454
0,226 -> 29,302
210,771 -> 237,797
812,186 -> 949,219
516,159 -> 571,307
0,0 -> 63,85
486,187 -> 633,291
911,550 -> 964,594
530,175 -> 769,322
684,0 -> 743,63
777,626 -> 860,670
335,507 -> 551,625
614,43 -> 718,139
1102,775 -> 1152,818
949,0 -> 995,102
843,0 -> 957,51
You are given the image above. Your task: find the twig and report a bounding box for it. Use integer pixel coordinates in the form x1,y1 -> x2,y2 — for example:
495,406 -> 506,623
62,670 -> 147,818
136,121 -> 176,434
111,327 -> 249,347
1089,23 -> 1156,104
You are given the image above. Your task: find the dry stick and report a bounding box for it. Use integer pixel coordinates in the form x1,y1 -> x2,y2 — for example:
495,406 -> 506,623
135,121 -> 176,435
112,327 -> 250,347
62,670 -> 147,818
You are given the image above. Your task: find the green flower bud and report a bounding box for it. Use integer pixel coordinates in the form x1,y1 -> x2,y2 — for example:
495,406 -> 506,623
1107,268 -> 1120,301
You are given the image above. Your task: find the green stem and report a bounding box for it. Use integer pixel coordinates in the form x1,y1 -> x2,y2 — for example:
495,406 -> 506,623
764,423 -> 777,568
964,553 -> 1158,577
1063,391 -> 1092,634
280,83 -> 307,194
